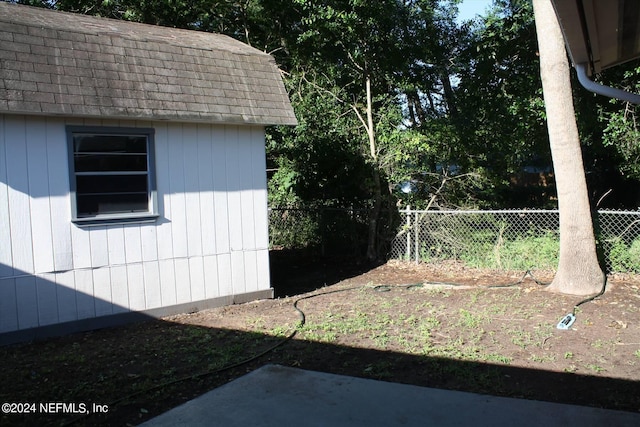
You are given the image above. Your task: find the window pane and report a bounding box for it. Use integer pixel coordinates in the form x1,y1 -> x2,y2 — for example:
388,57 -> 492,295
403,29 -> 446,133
76,193 -> 149,216
74,135 -> 148,154
74,154 -> 148,172
76,174 -> 148,194
69,127 -> 155,220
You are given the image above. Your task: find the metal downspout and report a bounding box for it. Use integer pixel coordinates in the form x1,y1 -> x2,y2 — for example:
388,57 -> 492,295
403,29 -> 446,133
575,63 -> 640,104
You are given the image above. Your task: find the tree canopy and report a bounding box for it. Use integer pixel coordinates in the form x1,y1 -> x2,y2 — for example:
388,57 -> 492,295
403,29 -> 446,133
19,0 -> 640,254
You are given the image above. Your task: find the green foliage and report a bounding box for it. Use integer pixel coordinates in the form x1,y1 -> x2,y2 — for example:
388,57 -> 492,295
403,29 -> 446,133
28,0 -> 640,226
413,216 -> 640,273
607,237 -> 640,273
267,71 -> 377,208
384,119 -> 490,209
268,207 -> 372,256
420,225 -> 560,271
603,113 -> 640,178
600,64 -> 640,181
485,232 -> 559,270
454,0 -> 552,207
269,209 -> 320,250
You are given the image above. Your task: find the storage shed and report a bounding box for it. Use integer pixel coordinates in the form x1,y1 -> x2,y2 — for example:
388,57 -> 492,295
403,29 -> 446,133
0,3 -> 297,344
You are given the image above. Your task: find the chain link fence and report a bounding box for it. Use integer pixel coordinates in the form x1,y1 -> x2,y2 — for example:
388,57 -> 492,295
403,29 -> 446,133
388,209 -> 640,273
268,207 -> 371,256
269,207 -> 640,273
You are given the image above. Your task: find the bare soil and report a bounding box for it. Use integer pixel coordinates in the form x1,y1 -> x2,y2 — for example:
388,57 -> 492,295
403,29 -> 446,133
2,252 -> 640,426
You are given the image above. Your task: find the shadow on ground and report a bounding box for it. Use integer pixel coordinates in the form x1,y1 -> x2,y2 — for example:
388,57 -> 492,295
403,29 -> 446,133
2,252 -> 638,426
270,249 -> 382,297
1,319 -> 638,427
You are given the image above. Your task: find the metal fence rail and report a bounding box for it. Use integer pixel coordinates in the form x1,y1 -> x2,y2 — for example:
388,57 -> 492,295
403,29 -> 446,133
268,207 -> 640,273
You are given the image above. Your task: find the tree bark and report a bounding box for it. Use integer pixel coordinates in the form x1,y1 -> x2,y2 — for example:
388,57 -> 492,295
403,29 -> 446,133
367,167 -> 383,260
364,75 -> 382,260
440,71 -> 457,117
532,0 -> 604,295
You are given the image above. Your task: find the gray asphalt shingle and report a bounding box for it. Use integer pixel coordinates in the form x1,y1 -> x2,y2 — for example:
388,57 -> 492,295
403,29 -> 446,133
0,3 -> 297,126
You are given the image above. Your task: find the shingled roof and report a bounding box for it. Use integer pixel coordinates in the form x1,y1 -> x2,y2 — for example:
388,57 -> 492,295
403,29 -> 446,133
0,3 -> 297,126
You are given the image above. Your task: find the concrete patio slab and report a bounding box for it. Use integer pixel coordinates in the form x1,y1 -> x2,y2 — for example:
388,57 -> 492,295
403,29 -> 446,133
141,364 -> 640,427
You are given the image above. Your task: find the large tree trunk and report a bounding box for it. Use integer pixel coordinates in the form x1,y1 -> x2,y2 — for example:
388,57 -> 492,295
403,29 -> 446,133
532,0 -> 604,295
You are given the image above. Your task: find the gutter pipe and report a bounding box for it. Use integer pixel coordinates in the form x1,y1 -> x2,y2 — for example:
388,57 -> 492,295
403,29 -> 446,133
575,63 -> 640,104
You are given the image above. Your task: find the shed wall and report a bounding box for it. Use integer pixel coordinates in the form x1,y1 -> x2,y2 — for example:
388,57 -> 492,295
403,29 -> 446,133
0,114 -> 270,335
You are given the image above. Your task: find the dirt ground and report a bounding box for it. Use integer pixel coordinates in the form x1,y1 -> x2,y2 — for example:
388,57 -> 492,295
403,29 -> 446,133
2,254 -> 640,426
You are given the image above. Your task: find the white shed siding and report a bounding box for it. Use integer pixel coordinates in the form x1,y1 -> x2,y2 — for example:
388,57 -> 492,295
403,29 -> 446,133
155,128 -> 175,262
0,278 -> 18,332
197,125 -> 217,256
47,120 -> 74,273
184,124 -> 204,258
203,254 -> 220,299
5,118 -> 34,275
36,273 -> 59,326
174,258 -> 192,304
16,276 -> 38,329
217,253 -> 234,296
189,257 -> 206,302
26,121 -> 55,274
0,114 -> 270,333
167,124 -> 189,259
159,259 -> 177,306
0,118 -> 12,279
93,267 -> 113,317
55,270 -> 77,323
110,266 -> 129,315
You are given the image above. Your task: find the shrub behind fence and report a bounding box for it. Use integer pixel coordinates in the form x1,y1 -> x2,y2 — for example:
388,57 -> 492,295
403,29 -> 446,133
268,207 -> 640,273
268,207 -> 370,256
389,209 -> 640,273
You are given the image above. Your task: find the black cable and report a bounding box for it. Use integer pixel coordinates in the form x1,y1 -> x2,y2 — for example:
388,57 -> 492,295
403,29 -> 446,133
292,285 -> 363,327
487,269 -> 549,288
62,318 -> 303,426
61,270 -> 602,425
61,286 -> 359,426
372,283 -> 424,292
572,272 -> 607,316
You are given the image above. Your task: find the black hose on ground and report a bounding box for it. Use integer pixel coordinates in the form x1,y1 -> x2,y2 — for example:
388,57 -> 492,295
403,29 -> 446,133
62,270 -> 606,425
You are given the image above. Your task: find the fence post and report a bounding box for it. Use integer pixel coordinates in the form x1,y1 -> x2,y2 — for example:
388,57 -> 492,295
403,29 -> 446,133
405,206 -> 411,261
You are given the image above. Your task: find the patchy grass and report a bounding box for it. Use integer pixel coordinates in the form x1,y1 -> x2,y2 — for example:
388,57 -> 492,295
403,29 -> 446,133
2,260 -> 640,426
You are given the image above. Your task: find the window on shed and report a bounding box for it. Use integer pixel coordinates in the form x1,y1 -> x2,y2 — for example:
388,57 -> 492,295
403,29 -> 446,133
67,126 -> 158,224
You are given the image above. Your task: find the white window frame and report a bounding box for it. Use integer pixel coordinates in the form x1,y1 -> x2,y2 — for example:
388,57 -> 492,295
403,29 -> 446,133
66,126 -> 158,225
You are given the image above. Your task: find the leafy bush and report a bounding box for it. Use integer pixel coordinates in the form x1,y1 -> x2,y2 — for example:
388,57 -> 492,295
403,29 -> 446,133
460,232 -> 559,270
269,209 -> 320,249
493,232 -> 559,270
608,237 -> 640,273
630,239 -> 640,272
268,208 -> 370,255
